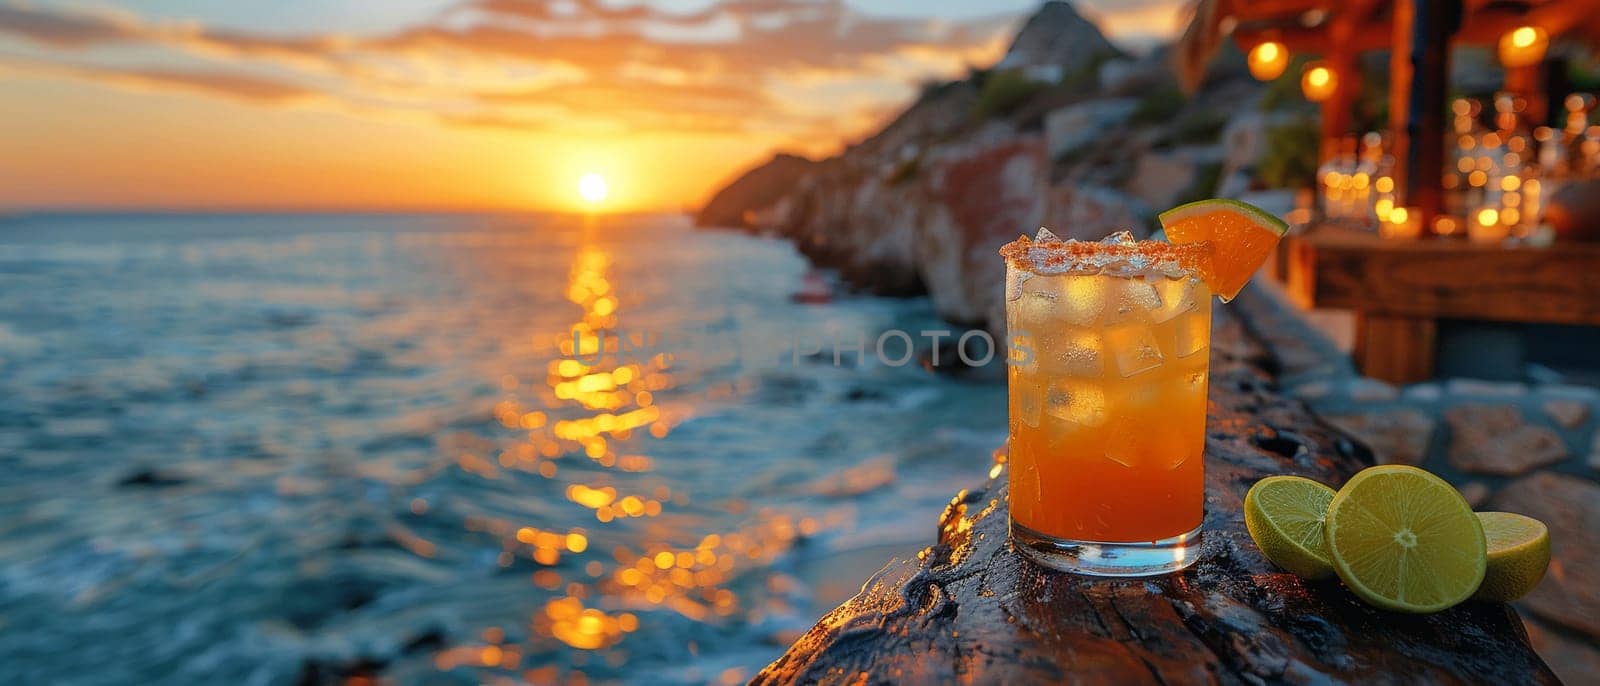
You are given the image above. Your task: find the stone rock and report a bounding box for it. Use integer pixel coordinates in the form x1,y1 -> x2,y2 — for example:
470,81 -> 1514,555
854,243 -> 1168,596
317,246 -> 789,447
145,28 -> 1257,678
1457,481 -> 1492,508
1126,143 -> 1222,207
695,153 -> 817,229
855,79 -> 981,161
1403,382 -> 1445,403
1447,378 -> 1529,398
116,468 -> 189,488
1347,377 -> 1400,402
997,1 -> 1121,70
1233,189 -> 1296,220
1291,379 -> 1334,401
1216,169 -> 1252,198
1226,280 -> 1357,383
1543,398 -> 1591,429
1127,150 -> 1199,210
1043,98 -> 1137,159
919,130 -> 1049,330
1096,58 -> 1154,96
753,335 -> 1557,684
1020,63 -> 1064,83
1445,404 -> 1567,476
1037,183 -> 1146,242
1542,384 -> 1600,402
1522,616 -> 1600,686
1321,409 -> 1435,466
1493,472 -> 1600,640
1216,110 -> 1291,178
1221,112 -> 1268,168
976,182 -> 1147,333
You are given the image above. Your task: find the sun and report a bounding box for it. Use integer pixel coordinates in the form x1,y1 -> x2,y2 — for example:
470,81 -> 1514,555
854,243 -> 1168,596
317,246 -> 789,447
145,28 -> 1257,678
578,173 -> 609,205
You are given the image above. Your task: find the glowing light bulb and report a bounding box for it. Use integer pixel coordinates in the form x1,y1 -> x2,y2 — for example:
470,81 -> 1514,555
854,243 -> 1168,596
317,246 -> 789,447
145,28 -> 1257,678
1498,26 -> 1548,68
1301,62 -> 1337,102
1248,41 -> 1288,81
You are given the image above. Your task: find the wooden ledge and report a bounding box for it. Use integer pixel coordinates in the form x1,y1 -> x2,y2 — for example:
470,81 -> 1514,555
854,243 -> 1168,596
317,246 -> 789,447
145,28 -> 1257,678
751,302 -> 1557,684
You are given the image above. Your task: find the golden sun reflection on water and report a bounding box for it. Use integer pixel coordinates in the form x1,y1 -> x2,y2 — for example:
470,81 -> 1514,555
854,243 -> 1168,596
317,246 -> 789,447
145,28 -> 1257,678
426,223 -> 816,681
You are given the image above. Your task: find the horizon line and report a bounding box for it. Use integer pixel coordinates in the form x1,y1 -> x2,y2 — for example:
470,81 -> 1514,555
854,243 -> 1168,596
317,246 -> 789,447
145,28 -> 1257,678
0,205 -> 696,218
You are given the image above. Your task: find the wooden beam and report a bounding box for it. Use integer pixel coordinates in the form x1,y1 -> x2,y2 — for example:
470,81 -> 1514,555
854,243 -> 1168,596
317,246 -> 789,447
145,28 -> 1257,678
1389,0 -> 1459,226
1455,0 -> 1597,44
1286,227 -> 1600,327
1231,0 -> 1600,53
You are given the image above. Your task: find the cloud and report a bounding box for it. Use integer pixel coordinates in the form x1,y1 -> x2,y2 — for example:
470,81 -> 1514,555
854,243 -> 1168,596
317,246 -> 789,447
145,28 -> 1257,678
0,0 -> 1020,140
0,4 -> 140,48
435,110 -> 549,132
0,56 -> 320,103
479,78 -> 774,121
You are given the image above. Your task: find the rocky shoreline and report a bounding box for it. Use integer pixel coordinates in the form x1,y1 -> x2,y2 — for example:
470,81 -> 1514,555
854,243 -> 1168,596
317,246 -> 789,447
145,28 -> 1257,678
696,1 -> 1292,337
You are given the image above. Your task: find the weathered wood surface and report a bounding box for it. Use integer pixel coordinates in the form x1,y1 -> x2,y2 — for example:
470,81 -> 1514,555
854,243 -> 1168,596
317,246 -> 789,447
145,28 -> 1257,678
1286,226 -> 1600,327
1285,224 -> 1600,382
752,298 -> 1557,685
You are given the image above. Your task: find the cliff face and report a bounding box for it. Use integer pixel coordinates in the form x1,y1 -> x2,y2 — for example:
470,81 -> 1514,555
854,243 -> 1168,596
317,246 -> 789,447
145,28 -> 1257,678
697,1 -> 1279,335
695,153 -> 818,230
996,0 -> 1122,70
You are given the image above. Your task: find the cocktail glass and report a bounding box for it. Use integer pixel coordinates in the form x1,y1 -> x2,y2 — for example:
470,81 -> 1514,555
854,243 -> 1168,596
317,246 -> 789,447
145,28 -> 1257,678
1001,230 -> 1213,576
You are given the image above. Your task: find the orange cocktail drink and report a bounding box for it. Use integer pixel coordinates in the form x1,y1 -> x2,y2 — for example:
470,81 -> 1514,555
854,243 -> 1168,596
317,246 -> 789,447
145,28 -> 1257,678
1001,230 -> 1213,576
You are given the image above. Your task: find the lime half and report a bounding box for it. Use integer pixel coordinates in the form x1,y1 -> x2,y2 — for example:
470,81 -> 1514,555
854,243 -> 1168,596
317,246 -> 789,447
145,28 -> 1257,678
1159,198 -> 1289,301
1473,512 -> 1551,602
1244,476 -> 1337,579
1324,465 -> 1486,613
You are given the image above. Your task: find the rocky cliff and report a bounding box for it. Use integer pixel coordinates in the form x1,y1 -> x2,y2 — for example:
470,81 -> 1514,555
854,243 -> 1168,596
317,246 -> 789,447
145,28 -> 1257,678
695,153 -> 819,230
695,1 -> 1290,335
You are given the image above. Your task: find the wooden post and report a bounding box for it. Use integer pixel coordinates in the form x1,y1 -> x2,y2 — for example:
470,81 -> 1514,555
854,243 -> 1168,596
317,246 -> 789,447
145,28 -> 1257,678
1318,51 -> 1361,158
1355,313 -> 1438,384
1389,0 -> 1460,228
1317,5 -> 1370,163
1538,58 -> 1570,127
1504,66 -> 1542,124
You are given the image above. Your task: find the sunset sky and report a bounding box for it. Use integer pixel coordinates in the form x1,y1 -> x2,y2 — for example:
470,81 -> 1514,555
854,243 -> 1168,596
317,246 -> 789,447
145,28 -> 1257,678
0,0 -> 1186,212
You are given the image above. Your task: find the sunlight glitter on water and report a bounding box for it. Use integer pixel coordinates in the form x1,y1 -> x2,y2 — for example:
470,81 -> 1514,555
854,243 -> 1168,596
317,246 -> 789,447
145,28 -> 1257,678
0,212 -> 1009,685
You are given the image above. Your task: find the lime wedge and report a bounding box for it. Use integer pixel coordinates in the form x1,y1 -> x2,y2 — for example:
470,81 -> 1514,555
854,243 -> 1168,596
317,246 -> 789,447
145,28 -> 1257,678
1244,476 -> 1337,579
1324,465 -> 1486,613
1473,512 -> 1551,602
1159,198 -> 1289,301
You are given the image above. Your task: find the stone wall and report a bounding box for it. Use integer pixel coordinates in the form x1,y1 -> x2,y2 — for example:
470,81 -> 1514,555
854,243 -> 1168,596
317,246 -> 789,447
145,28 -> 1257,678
1237,280 -> 1600,684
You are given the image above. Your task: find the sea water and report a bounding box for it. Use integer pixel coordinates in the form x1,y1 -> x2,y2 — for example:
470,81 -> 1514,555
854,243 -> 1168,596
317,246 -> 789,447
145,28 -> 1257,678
0,212 -> 1005,684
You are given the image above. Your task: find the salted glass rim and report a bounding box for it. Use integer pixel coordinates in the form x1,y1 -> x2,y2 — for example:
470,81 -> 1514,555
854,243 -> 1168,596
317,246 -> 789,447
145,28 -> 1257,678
999,230 -> 1214,280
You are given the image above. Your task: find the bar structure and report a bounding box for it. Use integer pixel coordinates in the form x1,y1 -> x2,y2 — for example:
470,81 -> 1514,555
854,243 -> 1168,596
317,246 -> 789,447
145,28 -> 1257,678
1288,226 -> 1600,383
1178,0 -> 1598,221
1175,0 -> 1600,382
1389,0 -> 1458,228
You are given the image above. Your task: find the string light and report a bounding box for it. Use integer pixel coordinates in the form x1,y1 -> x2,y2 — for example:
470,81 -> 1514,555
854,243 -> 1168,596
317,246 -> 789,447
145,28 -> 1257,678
1498,26 -> 1548,68
1248,41 -> 1289,81
1301,62 -> 1337,102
